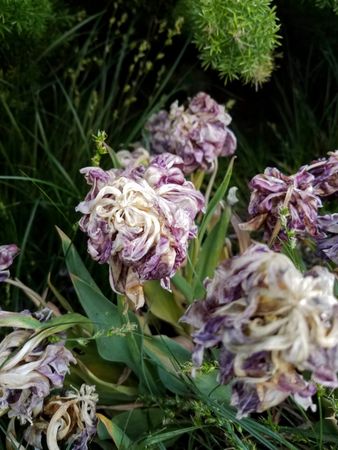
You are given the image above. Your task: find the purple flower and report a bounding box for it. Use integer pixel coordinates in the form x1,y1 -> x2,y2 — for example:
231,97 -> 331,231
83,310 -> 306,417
305,150 -> 338,197
146,92 -> 237,174
0,244 -> 19,282
316,214 -> 338,264
183,244 -> 338,416
76,153 -> 204,308
240,167 -> 323,242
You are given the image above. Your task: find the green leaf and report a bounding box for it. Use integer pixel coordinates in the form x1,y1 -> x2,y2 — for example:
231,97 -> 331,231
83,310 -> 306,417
144,280 -> 184,328
69,275 -> 136,366
144,335 -> 190,369
58,228 -> 162,394
144,335 -> 191,395
193,207 -> 231,299
171,273 -> 193,302
112,408 -> 164,441
198,157 -> 235,243
40,312 -> 92,331
0,312 -> 40,330
193,370 -> 231,402
57,228 -> 138,368
97,414 -> 133,450
72,358 -> 137,401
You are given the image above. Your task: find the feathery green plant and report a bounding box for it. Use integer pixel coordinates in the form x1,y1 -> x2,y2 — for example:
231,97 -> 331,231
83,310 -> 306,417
177,0 -> 281,86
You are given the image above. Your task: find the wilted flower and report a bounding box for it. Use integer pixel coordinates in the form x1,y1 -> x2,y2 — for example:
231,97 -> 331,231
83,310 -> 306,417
182,244 -> 338,417
146,92 -> 237,174
0,310 -> 76,424
116,147 -> 150,169
316,214 -> 338,264
240,167 -> 323,243
0,244 -> 19,282
76,153 -> 204,308
24,384 -> 98,450
305,150 -> 338,197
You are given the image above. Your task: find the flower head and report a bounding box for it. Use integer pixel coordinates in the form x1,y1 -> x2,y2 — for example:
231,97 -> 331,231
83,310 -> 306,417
305,150 -> 338,197
0,310 -> 76,424
240,167 -> 323,243
76,153 -> 204,308
24,384 -> 98,450
0,244 -> 19,282
316,214 -> 338,264
183,244 -> 338,417
146,92 -> 237,174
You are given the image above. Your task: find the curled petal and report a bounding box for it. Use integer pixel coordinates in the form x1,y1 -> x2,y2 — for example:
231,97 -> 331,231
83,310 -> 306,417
77,153 -> 204,308
146,92 -> 237,174
185,244 -> 338,416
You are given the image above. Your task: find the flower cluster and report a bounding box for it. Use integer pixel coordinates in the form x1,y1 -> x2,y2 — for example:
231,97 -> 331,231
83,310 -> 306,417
0,244 -> 19,282
24,384 -> 98,450
183,244 -> 338,417
146,92 -> 237,174
76,153 -> 204,308
240,151 -> 338,257
0,310 -> 76,425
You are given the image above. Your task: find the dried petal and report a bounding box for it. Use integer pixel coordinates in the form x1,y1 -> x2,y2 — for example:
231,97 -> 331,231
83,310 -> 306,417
305,150 -> 338,197
184,244 -> 338,416
45,384 -> 98,450
316,214 -> 338,264
146,92 -> 236,174
240,167 -> 323,242
77,153 -> 204,308
0,311 -> 76,424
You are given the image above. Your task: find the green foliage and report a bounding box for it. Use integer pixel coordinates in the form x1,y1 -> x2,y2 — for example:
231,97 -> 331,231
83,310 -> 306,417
313,0 -> 338,13
0,2 -> 186,292
177,0 -> 280,85
0,0 -> 53,42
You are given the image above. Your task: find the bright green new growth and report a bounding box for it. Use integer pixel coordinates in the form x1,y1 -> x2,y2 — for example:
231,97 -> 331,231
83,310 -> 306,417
178,0 -> 280,85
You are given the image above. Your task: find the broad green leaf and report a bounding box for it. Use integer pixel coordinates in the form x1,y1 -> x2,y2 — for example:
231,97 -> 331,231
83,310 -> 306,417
144,335 -> 191,394
71,358 -> 137,401
97,414 -> 133,450
193,207 -> 231,299
143,281 -> 184,328
58,228 -> 162,394
57,227 -> 100,289
0,312 -> 40,330
193,370 -> 231,402
144,335 -> 190,369
58,228 -> 138,369
69,274 -> 136,367
39,312 -> 92,332
112,408 -> 164,441
158,366 -> 190,396
198,157 -> 235,243
171,273 -> 193,302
